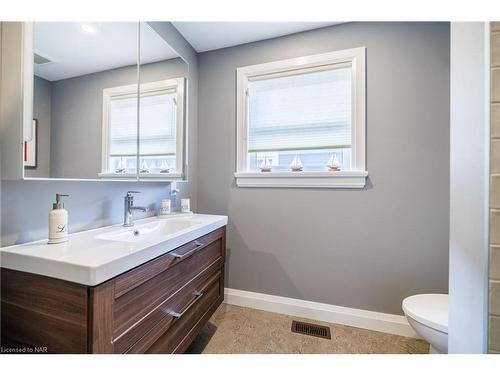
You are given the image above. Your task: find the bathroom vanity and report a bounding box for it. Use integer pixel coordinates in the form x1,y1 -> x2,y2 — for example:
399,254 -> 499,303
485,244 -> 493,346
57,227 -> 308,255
0,214 -> 227,353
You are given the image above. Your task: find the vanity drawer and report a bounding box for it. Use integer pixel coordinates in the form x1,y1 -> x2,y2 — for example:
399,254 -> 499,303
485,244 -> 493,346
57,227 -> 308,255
114,227 -> 225,298
122,267 -> 223,353
112,227 -> 225,340
143,270 -> 223,354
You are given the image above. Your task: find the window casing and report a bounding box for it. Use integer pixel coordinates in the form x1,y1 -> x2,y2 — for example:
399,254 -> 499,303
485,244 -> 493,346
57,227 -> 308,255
100,78 -> 185,179
235,48 -> 367,188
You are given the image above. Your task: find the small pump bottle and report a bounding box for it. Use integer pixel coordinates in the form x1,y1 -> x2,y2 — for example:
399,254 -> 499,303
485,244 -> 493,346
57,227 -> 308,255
48,193 -> 69,244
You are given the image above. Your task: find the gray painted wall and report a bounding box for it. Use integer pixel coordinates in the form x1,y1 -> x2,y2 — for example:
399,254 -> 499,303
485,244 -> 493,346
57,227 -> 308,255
25,75 -> 52,178
448,22 -> 489,354
196,22 -> 450,315
50,58 -> 187,179
1,179 -> 170,246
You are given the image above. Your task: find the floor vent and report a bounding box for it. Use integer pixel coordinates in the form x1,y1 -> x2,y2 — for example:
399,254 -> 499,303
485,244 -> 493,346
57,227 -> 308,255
291,320 -> 331,340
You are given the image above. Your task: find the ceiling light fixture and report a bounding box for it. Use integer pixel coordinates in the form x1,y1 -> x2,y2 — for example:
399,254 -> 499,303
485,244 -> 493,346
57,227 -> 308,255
80,23 -> 95,34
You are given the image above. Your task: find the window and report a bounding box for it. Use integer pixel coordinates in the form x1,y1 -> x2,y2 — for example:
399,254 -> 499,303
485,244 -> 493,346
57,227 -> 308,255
235,48 -> 367,188
100,78 -> 185,179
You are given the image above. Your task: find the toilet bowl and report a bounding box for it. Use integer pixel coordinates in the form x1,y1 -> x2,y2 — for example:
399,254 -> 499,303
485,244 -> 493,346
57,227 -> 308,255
402,294 -> 448,354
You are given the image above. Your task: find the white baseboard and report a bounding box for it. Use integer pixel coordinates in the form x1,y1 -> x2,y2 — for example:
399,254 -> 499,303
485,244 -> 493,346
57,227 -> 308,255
224,288 -> 418,338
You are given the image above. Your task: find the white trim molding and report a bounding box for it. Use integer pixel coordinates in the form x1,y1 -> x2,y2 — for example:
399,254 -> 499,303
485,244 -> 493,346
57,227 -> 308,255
235,47 -> 367,189
234,170 -> 368,188
97,172 -> 184,180
224,288 -> 418,338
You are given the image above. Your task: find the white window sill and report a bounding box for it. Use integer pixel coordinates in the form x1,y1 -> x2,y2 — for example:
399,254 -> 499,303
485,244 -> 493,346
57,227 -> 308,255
234,170 -> 368,189
98,172 -> 184,181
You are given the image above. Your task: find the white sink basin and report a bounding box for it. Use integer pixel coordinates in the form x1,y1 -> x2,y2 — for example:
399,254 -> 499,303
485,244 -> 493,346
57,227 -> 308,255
95,218 -> 203,243
0,213 -> 228,285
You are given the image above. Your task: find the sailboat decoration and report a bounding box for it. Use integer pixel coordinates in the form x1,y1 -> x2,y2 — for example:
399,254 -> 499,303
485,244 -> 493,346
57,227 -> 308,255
140,160 -> 150,173
326,154 -> 341,171
259,157 -> 272,172
115,157 -> 126,174
290,155 -> 303,172
159,160 -> 170,174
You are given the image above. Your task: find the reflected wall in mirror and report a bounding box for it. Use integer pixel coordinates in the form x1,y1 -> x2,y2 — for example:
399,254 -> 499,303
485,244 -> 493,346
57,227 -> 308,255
136,22 -> 186,179
25,22 -> 188,180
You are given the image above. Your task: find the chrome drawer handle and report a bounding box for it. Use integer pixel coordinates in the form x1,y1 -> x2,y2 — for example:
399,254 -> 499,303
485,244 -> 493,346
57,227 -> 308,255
169,291 -> 204,319
170,241 -> 204,259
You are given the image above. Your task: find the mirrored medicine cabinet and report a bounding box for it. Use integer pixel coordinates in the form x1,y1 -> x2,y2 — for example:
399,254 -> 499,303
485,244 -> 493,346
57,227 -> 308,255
0,21 -> 189,182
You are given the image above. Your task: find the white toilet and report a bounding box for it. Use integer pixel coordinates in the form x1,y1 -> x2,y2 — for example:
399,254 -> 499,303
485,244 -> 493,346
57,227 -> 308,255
402,294 -> 448,354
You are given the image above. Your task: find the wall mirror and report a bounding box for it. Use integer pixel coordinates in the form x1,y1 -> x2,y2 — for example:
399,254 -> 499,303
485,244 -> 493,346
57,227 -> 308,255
22,22 -> 188,181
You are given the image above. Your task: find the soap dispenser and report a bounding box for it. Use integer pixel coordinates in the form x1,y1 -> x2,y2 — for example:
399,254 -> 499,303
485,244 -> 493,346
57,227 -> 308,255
48,193 -> 69,244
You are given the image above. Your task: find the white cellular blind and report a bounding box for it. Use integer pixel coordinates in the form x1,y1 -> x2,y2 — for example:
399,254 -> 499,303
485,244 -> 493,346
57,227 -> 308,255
139,91 -> 176,156
109,95 -> 137,156
247,66 -> 352,152
109,90 -> 176,157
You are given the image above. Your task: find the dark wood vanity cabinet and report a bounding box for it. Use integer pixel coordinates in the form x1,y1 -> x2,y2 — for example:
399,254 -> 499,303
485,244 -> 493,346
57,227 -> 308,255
0,226 -> 226,353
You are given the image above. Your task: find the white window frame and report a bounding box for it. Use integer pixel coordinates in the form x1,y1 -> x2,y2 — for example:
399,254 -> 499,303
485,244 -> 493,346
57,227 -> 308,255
99,77 -> 185,180
235,47 -> 367,188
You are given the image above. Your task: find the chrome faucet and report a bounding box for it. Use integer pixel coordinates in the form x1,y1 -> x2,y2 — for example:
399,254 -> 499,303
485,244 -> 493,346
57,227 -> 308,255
123,191 -> 147,227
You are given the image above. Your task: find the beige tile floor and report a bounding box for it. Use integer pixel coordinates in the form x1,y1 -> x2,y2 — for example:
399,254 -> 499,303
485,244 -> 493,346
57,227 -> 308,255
186,303 -> 429,354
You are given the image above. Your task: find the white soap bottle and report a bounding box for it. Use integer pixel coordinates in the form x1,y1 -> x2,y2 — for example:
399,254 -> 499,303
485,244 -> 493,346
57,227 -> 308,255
48,193 -> 69,244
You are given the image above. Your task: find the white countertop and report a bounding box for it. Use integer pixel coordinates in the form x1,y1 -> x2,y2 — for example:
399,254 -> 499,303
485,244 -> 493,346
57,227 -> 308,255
0,213 -> 228,286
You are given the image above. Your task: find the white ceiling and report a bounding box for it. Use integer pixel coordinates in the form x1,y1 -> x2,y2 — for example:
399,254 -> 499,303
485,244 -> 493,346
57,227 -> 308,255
34,22 -> 180,81
34,22 -> 343,81
172,22 -> 342,52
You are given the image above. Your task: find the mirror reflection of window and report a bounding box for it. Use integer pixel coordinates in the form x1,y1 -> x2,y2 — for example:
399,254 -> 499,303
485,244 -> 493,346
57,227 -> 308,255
102,78 -> 185,176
